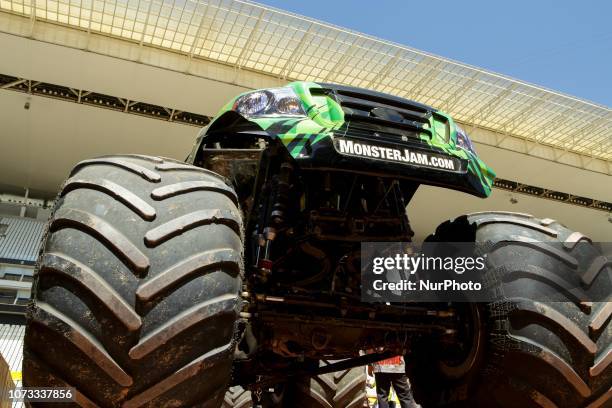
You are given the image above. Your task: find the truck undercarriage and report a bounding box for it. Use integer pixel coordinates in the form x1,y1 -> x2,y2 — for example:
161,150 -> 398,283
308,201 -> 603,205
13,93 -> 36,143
196,141 -> 483,399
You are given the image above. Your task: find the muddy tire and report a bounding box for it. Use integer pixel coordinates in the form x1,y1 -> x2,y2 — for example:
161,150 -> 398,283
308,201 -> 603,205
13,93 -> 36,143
284,363 -> 367,408
23,155 -> 244,407
408,212 -> 611,408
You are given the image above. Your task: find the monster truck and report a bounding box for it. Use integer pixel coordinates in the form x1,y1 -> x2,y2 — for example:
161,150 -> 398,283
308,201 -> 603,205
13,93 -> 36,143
24,82 -> 610,407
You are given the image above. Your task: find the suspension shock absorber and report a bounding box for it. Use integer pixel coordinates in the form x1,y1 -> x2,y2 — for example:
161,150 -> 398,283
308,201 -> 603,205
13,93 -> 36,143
271,162 -> 293,225
256,161 -> 294,280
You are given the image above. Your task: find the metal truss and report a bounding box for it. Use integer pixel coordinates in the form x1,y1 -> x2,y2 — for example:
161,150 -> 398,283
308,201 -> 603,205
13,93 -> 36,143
0,73 -> 210,126
494,178 -> 612,213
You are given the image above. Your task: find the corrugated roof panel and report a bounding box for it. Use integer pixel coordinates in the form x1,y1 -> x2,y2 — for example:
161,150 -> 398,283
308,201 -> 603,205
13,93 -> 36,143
0,217 -> 45,264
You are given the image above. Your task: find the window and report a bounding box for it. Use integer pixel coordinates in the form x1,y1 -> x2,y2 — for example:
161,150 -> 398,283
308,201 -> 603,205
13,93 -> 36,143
0,290 -> 16,304
0,223 -> 8,237
2,273 -> 22,281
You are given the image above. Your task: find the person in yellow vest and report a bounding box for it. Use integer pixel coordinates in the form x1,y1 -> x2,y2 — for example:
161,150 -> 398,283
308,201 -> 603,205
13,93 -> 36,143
369,356 -> 419,408
366,368 -> 400,407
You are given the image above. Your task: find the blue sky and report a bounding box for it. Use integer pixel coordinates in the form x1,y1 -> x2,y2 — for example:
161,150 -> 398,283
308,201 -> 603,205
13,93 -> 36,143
259,0 -> 611,106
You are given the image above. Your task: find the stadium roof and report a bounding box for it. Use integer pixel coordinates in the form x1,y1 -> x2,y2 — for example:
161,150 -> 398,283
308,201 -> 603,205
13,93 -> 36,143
1,0 -> 610,161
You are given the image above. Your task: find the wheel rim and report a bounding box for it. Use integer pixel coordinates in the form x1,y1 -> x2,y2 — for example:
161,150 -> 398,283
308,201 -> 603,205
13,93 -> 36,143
438,304 -> 483,379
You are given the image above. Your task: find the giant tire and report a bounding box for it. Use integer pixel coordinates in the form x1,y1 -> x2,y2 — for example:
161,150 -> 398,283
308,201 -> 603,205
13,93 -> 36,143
283,363 -> 367,408
23,155 -> 244,407
408,212 -> 611,408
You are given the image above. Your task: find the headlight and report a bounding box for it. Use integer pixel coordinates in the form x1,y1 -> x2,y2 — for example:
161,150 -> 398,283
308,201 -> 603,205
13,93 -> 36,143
234,91 -> 270,116
234,87 -> 306,118
455,126 -> 477,154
